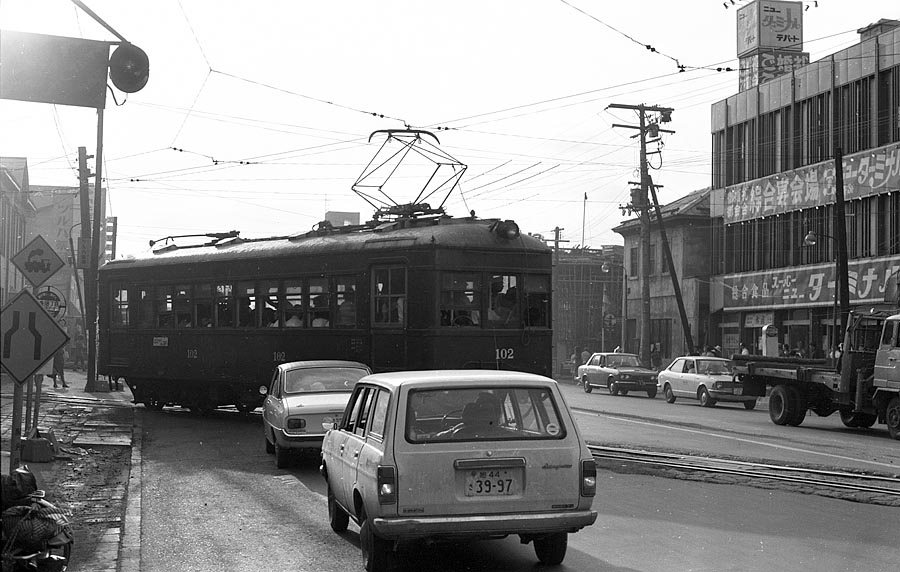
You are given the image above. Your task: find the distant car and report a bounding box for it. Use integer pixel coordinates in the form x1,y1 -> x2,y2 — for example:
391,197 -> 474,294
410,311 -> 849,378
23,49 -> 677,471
577,352 -> 658,398
657,356 -> 757,409
320,370 -> 598,571
261,360 -> 371,468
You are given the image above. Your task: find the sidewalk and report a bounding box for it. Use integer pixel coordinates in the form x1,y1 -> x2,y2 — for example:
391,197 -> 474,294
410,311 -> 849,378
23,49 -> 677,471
1,368 -> 138,572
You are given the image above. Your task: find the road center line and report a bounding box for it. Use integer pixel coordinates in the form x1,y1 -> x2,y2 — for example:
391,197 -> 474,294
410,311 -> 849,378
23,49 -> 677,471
574,409 -> 898,471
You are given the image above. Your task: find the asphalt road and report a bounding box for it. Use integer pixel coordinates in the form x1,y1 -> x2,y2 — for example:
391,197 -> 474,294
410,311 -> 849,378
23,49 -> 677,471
136,396 -> 898,572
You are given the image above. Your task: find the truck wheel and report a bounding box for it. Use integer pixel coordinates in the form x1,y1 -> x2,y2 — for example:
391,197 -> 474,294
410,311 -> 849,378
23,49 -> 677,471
887,396 -> 900,440
664,384 -> 676,403
769,385 -> 793,425
786,386 -> 807,426
582,377 -> 592,393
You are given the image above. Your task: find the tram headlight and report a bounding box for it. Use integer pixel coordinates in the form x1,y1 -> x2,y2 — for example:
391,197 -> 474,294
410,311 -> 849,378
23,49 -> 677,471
494,220 -> 520,240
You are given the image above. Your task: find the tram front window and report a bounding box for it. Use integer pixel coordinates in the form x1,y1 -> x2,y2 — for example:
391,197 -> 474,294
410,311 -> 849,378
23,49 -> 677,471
488,275 -> 519,328
441,273 -> 481,327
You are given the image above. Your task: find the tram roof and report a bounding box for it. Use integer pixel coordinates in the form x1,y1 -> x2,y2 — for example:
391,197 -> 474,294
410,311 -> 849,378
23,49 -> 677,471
102,216 -> 549,270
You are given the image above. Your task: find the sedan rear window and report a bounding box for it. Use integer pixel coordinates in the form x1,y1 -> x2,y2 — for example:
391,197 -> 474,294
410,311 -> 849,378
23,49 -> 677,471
406,386 -> 566,443
283,367 -> 367,393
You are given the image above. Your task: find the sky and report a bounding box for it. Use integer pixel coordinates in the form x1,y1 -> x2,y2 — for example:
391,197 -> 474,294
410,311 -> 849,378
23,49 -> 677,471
1,0 -> 895,257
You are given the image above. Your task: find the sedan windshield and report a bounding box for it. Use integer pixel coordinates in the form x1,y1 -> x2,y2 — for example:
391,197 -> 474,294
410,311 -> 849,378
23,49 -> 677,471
696,360 -> 732,375
407,386 -> 566,443
606,355 -> 641,368
283,367 -> 367,393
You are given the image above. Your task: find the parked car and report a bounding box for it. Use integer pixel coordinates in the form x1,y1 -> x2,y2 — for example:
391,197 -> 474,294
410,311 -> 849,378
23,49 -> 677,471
320,370 -> 598,571
577,352 -> 658,397
261,360 -> 371,468
657,356 -> 757,409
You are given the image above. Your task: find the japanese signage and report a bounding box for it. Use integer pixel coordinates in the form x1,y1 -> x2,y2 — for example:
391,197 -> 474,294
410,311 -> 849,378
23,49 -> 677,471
737,0 -> 803,57
724,255 -> 900,311
724,142 -> 900,224
738,50 -> 809,91
11,235 -> 66,288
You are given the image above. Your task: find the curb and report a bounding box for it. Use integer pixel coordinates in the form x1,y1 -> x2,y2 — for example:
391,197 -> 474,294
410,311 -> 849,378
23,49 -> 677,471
119,408 -> 143,572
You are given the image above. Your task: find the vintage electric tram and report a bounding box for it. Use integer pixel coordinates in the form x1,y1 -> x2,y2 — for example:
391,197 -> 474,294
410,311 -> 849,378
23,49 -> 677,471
97,210 -> 552,412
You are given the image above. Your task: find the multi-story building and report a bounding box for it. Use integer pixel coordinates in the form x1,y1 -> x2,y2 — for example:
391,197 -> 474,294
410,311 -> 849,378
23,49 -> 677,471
614,188 -> 717,365
0,157 -> 33,306
709,6 -> 900,357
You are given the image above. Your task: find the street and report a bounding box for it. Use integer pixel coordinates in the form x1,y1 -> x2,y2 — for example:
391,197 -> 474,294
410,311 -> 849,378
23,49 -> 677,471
135,389 -> 898,572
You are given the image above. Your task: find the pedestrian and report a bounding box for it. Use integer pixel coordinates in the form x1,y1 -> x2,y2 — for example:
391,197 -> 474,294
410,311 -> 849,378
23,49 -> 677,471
73,331 -> 86,371
713,345 -> 723,358
50,348 -> 69,388
581,348 -> 590,364
740,342 -> 750,355
701,346 -> 715,357
650,343 -> 661,370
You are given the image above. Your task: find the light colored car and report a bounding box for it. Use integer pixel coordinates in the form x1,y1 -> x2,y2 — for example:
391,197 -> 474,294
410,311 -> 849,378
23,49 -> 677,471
658,356 -> 757,409
319,370 -> 598,572
577,352 -> 658,397
261,360 -> 371,468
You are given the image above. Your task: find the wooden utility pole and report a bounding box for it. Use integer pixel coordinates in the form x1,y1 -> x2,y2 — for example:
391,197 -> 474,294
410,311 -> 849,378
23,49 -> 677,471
609,103 -> 673,366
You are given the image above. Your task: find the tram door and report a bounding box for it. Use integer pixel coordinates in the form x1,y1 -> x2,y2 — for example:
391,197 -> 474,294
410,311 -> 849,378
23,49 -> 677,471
370,265 -> 408,371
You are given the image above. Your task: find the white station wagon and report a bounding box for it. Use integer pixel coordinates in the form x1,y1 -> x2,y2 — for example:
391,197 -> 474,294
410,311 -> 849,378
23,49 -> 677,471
320,370 -> 598,572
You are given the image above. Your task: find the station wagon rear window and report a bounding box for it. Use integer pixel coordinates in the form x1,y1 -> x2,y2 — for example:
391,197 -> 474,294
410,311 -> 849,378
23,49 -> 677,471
406,387 -> 567,443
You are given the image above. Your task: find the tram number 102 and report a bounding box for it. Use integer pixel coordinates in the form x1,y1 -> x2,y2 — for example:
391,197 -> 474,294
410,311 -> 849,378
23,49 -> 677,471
495,348 -> 515,360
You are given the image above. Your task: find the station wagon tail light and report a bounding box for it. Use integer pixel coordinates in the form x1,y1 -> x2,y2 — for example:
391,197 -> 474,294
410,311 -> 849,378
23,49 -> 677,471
377,465 -> 397,505
286,418 -> 307,430
581,459 -> 597,497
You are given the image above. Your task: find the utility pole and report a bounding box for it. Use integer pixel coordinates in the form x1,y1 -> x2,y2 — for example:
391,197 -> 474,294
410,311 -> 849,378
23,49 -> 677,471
551,227 -> 569,377
609,103 -> 673,366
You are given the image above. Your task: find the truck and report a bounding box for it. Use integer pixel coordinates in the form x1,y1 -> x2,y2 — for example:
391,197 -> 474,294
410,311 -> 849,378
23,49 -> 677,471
732,308 -> 900,441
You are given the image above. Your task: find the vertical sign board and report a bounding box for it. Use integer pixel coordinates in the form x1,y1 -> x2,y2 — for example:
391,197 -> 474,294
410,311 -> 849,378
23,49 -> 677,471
0,290 -> 69,385
10,235 -> 66,289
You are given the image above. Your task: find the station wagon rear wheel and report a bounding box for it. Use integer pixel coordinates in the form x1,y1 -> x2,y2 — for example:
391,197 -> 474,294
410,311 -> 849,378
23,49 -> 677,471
533,532 -> 568,565
360,507 -> 394,572
327,484 -> 349,532
664,384 -> 676,403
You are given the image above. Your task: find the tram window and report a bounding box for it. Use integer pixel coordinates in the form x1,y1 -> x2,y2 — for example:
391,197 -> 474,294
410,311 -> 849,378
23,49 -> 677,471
156,286 -> 174,328
215,283 -> 234,327
309,278 -> 331,327
335,277 -> 357,327
195,284 -> 213,328
261,281 -> 280,327
440,273 -> 481,327
111,287 -> 129,327
283,281 -> 304,327
523,274 -> 550,328
137,287 -> 154,328
374,266 -> 406,326
174,285 -> 193,328
488,275 -> 519,328
236,282 -> 256,328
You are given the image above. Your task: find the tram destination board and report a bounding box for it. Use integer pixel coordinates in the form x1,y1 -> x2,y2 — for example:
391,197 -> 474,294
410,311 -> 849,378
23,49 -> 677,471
0,290 -> 69,384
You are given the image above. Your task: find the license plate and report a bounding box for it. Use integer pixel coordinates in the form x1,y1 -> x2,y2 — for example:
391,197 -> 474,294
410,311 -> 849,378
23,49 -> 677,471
734,388 -> 742,396
465,469 -> 519,496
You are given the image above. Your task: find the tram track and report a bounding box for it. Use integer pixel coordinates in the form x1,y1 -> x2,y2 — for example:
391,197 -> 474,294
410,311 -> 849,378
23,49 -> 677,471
588,444 -> 900,504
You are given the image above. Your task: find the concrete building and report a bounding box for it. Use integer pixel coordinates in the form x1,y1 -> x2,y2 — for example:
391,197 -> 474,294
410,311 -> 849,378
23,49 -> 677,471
0,157 -> 33,306
709,8 -> 900,357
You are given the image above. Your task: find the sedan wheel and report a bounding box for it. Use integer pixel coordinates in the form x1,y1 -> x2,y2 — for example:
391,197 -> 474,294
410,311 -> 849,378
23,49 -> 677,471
646,388 -> 657,399
608,381 -> 619,396
265,433 -> 275,454
698,387 -> 716,408
274,441 -> 290,469
533,532 -> 568,565
664,384 -> 676,404
582,377 -> 592,393
743,400 -> 757,410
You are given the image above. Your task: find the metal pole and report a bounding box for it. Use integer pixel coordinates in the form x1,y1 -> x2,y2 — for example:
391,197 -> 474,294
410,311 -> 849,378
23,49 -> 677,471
9,382 -> 24,474
639,111 -> 652,366
85,108 -> 104,391
621,268 -> 627,351
833,147 -> 850,337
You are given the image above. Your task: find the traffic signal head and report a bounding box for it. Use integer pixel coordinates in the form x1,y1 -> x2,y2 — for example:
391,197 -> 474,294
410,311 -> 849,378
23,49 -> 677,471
109,43 -> 149,93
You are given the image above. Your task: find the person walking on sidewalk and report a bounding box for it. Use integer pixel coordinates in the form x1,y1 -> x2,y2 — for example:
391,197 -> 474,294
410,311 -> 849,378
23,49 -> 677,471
50,348 -> 69,388
73,331 -> 86,371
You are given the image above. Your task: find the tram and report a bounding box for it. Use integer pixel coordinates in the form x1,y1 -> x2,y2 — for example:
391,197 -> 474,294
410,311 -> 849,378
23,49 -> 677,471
97,209 -> 552,412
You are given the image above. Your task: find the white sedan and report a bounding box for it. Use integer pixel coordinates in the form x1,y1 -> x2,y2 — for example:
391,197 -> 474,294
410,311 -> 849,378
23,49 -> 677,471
657,356 -> 757,409
261,360 -> 371,468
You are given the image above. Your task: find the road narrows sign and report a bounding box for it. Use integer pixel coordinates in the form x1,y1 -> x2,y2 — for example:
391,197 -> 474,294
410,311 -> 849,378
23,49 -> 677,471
11,235 -> 66,288
0,290 -> 69,384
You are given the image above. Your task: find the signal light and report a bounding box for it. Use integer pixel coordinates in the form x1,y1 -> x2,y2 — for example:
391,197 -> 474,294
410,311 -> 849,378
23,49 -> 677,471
109,43 -> 149,93
494,220 -> 520,240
